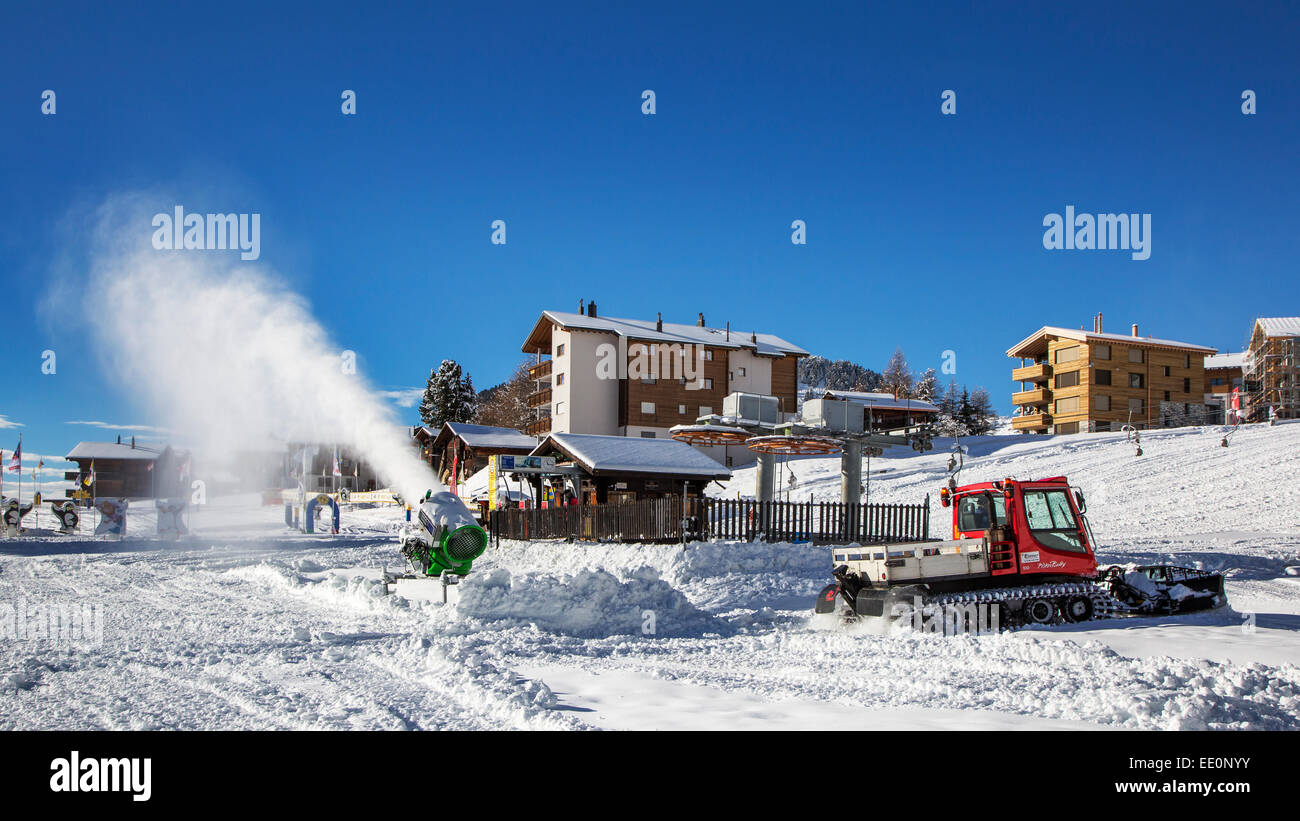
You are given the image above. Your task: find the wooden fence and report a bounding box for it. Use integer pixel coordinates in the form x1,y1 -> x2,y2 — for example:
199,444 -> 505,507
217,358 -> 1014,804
488,496 -> 930,546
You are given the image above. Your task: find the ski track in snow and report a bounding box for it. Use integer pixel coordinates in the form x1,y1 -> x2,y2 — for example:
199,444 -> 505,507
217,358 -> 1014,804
2,421 -> 1298,730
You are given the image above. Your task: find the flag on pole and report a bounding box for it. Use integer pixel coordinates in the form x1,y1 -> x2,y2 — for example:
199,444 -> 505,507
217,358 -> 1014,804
332,448 -> 342,477
83,460 -> 96,487
6,441 -> 19,472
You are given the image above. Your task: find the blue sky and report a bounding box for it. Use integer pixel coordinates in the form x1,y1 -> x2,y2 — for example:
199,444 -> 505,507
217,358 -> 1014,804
2,1 -> 1298,476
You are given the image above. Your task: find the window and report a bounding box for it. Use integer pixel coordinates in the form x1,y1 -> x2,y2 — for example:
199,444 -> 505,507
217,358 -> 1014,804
555,373 -> 564,386
556,343 -> 565,357
1128,348 -> 1144,363
1210,377 -> 1225,387
1095,395 -> 1111,411
957,494 -> 1006,532
699,406 -> 713,417
555,401 -> 566,415
1185,354 -> 1192,368
640,431 -> 656,438
1094,369 -> 1111,386
703,350 -> 713,361
1022,489 -> 1086,552
1163,391 -> 1171,401
1055,421 -> 1079,435
1129,373 -> 1144,388
1095,421 -> 1112,432
1162,366 -> 1171,377
1129,398 -> 1144,414
1055,346 -> 1080,364
640,402 -> 655,414
1056,396 -> 1079,414
1183,377 -> 1190,394
679,404 -> 686,414
1055,370 -> 1079,389
737,367 -> 746,377
703,378 -> 713,390
1093,344 -> 1111,360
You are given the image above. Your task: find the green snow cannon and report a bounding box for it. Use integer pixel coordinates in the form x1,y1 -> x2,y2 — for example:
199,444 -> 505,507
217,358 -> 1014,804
400,491 -> 489,577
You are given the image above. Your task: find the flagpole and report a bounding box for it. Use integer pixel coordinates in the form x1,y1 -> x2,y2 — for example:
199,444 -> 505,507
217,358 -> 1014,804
16,433 -> 22,530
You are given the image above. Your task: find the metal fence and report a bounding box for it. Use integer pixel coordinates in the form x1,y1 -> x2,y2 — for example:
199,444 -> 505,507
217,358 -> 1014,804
488,496 -> 930,546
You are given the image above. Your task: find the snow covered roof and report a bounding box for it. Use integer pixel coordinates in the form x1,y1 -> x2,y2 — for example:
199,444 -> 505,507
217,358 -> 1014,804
1007,326 -> 1216,357
523,310 -> 807,358
820,390 -> 940,413
1204,352 -> 1245,370
458,463 -> 535,501
532,433 -> 732,479
65,442 -> 165,461
1255,317 -> 1300,337
434,422 -> 537,452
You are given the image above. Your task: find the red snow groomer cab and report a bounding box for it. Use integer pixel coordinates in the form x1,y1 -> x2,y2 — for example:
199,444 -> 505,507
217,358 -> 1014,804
815,476 -> 1225,628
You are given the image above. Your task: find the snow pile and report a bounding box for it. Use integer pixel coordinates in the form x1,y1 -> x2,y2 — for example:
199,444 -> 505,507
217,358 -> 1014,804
457,567 -> 720,637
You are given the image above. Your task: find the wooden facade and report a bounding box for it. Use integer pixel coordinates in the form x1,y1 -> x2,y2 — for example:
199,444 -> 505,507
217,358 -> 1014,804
621,345 -> 731,429
1009,324 -> 1215,434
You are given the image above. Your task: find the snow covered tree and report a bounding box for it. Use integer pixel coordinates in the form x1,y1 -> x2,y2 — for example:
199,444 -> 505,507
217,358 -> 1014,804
932,380 -> 966,436
915,368 -> 938,403
419,359 -> 477,429
797,356 -> 883,393
881,348 -> 914,399
967,387 -> 997,435
473,360 -> 534,430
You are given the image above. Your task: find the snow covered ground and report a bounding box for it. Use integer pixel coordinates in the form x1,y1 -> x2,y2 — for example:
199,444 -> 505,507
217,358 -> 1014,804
2,421 -> 1298,730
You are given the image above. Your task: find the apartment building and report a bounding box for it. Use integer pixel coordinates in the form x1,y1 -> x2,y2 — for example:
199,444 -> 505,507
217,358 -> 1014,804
1242,317 -> 1300,421
1202,351 -> 1245,425
1007,315 -> 1216,434
520,302 -> 807,463
1204,352 -> 1245,398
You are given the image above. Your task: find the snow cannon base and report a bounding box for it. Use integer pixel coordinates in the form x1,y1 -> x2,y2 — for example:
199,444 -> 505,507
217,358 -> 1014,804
388,573 -> 462,605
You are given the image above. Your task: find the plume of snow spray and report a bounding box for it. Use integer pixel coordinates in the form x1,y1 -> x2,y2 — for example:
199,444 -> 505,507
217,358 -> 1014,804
69,195 -> 440,503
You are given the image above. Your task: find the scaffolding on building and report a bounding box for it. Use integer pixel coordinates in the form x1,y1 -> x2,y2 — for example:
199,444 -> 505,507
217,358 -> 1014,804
1242,320 -> 1299,421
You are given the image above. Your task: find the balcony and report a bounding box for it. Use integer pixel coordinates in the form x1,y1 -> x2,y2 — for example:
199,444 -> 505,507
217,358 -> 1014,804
1012,362 -> 1051,383
1012,412 -> 1051,431
524,416 -> 552,436
527,387 -> 552,408
1012,388 -> 1050,407
527,359 -> 552,382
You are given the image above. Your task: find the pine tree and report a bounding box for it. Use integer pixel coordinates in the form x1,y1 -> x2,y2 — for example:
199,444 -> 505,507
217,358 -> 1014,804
958,387 -> 975,433
933,380 -> 967,436
967,387 -> 997,435
915,368 -> 938,403
881,348 -> 914,398
419,360 -> 476,429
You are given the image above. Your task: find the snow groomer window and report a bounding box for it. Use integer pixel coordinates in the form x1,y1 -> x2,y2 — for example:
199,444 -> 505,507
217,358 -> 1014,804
1022,490 -> 1085,552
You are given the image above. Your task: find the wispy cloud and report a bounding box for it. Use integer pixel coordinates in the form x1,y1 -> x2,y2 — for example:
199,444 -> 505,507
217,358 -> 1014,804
378,388 -> 423,409
0,415 -> 23,429
65,420 -> 170,434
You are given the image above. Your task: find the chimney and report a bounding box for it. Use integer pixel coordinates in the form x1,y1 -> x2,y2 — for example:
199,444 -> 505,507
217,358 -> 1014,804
116,434 -> 121,445
587,300 -> 597,318
1131,323 -> 1139,337
656,312 -> 663,332
725,320 -> 730,341
751,331 -> 757,344
697,312 -> 705,327
131,436 -> 135,448
579,298 -> 584,314
1097,311 -> 1103,333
